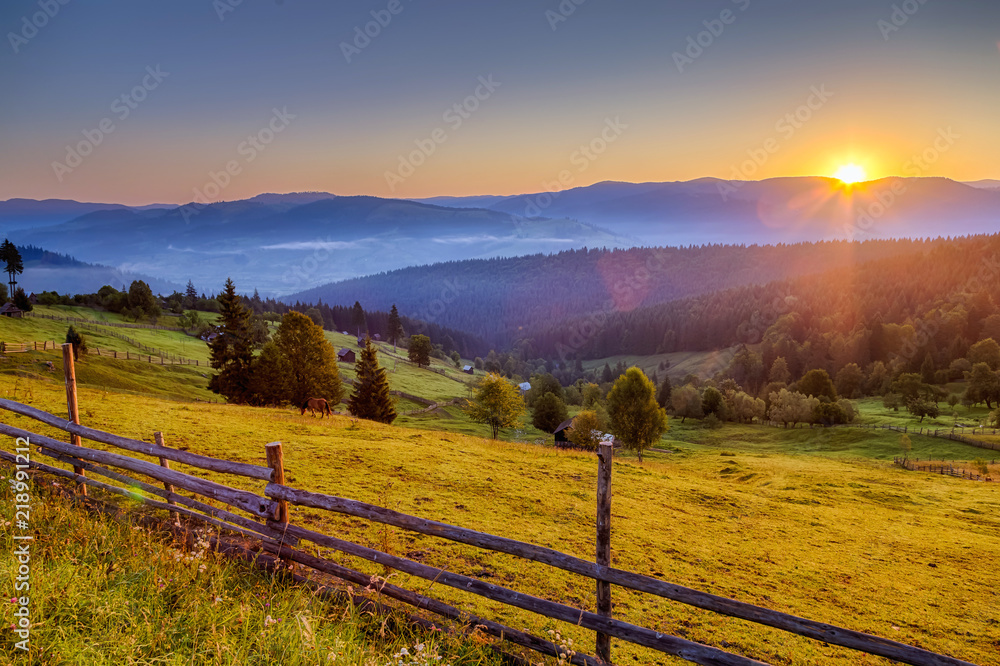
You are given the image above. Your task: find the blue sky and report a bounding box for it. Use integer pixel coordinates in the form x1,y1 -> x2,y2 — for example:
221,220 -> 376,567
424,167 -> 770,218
1,0 -> 998,204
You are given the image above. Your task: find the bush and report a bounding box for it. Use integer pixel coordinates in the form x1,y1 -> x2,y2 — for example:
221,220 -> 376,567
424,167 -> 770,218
532,392 -> 568,433
64,326 -> 86,361
704,413 -> 722,429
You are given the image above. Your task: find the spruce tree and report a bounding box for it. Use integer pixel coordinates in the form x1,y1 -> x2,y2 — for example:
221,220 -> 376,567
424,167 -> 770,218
184,280 -> 198,308
0,239 -> 23,297
388,304 -> 404,351
351,301 -> 366,337
657,374 -> 672,408
348,336 -> 396,423
209,278 -> 256,402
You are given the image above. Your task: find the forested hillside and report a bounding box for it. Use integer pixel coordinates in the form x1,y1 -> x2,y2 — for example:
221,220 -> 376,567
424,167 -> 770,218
290,239 -> 942,346
525,233 -> 1000,387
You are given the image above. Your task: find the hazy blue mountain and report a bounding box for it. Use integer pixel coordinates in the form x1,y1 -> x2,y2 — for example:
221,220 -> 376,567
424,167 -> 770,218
9,195 -> 631,297
14,245 -> 178,295
424,177 -> 1000,245
0,198 -> 132,233
8,177 -> 999,299
408,194 -> 510,209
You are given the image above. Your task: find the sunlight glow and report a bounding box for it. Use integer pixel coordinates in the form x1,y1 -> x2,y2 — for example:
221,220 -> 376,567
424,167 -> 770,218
833,164 -> 867,184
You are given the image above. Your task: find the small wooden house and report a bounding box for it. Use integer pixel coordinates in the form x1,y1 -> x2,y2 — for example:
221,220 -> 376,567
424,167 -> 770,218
337,348 -> 356,363
462,365 -> 474,375
0,302 -> 24,318
553,418 -> 574,445
373,333 -> 381,341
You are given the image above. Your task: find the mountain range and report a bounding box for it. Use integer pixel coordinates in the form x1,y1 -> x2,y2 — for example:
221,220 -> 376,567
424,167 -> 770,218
1,176 -> 997,298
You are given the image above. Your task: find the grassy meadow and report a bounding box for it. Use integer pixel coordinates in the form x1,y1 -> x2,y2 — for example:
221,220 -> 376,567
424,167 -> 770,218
0,478 -> 506,666
1,366 -> 998,664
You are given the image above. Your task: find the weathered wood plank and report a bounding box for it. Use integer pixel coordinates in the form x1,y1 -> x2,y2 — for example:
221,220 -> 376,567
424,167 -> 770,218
264,483 -> 978,666
595,442 -> 613,663
262,538 -> 602,666
37,445 -> 290,543
0,449 -> 263,541
0,422 -> 274,518
61,343 -> 87,495
274,521 -> 767,666
0,398 -> 272,481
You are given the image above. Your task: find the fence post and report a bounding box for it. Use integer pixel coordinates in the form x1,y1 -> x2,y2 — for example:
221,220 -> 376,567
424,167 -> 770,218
595,442 -> 613,663
154,431 -> 182,527
265,441 -> 291,566
61,343 -> 87,496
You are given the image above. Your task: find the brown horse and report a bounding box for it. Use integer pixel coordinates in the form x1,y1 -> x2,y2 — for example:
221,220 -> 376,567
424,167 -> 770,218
300,397 -> 332,418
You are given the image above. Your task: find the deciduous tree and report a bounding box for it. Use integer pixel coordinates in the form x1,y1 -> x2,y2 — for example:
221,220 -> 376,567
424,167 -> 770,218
606,367 -> 668,462
566,409 -> 605,451
272,310 -> 343,407
408,334 -> 432,367
671,385 -> 703,422
532,391 -> 568,433
465,373 -> 525,439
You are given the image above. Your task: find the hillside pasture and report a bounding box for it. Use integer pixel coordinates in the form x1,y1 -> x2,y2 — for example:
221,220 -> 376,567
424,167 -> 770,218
2,374 -> 997,665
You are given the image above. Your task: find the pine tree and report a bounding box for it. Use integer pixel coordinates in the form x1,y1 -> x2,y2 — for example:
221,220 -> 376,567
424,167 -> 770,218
388,304 -> 404,351
184,280 -> 198,308
209,278 -> 256,403
351,301 -> 366,338
656,374 -> 672,408
0,239 -> 24,297
348,337 -> 396,423
65,325 -> 86,361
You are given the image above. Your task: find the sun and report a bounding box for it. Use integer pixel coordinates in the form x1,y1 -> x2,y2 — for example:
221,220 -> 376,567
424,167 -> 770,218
833,163 -> 867,184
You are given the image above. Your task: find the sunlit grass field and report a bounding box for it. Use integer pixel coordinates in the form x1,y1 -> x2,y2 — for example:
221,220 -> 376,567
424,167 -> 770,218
0,478 -> 505,666
2,372 -> 997,665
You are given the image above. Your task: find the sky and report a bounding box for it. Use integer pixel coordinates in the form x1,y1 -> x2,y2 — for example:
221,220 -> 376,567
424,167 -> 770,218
1,0 -> 998,205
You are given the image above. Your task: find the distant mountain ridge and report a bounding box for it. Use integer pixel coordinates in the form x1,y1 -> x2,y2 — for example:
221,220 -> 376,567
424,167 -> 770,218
413,176 -> 1000,245
4,176 -> 999,297
3,194 -> 630,297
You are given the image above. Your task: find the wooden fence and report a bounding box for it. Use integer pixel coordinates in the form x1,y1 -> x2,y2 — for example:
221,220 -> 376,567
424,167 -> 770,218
28,312 -> 185,332
849,423 -> 1000,452
0,340 -> 58,353
1,338 -> 201,366
893,458 -> 994,481
0,346 -> 980,666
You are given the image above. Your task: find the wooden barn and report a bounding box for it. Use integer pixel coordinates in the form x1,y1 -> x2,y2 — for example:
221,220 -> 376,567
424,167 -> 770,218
553,418 -> 574,445
337,348 -> 356,363
0,302 -> 24,318
463,365 -> 474,375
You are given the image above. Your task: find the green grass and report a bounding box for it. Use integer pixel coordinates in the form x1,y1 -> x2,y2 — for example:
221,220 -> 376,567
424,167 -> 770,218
0,481 -> 505,666
582,348 -> 738,382
0,306 -> 211,364
0,351 -> 218,403
4,375 -> 998,665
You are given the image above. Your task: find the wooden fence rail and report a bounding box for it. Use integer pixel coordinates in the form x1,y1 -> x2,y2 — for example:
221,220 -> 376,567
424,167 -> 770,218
893,458 -> 992,480
28,312 -> 185,332
0,385 -> 979,665
1,338 -> 202,365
